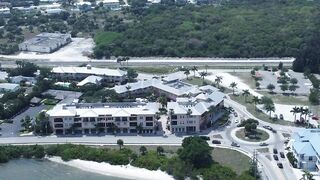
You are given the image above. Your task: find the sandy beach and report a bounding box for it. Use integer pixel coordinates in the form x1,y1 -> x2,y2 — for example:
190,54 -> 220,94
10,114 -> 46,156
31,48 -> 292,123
47,156 -> 174,180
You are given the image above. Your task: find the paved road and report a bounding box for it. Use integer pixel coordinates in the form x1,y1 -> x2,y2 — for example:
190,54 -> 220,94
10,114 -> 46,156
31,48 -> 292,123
0,57 -> 294,68
223,97 -> 300,180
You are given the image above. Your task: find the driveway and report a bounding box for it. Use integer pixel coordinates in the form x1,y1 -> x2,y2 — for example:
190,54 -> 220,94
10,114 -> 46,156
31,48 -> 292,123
0,105 -> 47,137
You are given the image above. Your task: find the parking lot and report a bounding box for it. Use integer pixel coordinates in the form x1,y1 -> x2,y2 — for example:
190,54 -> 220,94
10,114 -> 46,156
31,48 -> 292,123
0,105 -> 47,137
258,70 -> 312,95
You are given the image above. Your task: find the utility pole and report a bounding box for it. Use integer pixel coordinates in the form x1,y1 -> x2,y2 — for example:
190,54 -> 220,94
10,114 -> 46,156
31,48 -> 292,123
251,149 -> 259,179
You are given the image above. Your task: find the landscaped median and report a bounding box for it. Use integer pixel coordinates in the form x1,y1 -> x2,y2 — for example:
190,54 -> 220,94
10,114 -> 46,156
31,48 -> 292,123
235,128 -> 269,142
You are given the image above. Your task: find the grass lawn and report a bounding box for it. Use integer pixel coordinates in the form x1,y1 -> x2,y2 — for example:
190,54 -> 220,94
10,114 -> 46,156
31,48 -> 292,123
182,77 -> 212,86
259,91 -> 310,105
229,72 -> 256,89
212,148 -> 251,175
132,66 -> 177,74
230,94 -> 294,126
235,128 -> 269,142
42,99 -> 59,105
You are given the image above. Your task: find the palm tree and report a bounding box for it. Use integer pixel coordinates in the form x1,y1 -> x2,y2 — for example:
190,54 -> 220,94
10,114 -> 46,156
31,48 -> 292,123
229,82 -> 237,95
117,139 -> 124,150
117,57 -> 122,66
184,69 -> 190,80
290,106 -> 300,121
215,76 -> 223,88
156,146 -> 164,156
126,85 -> 131,98
158,96 -> 167,108
299,106 -> 305,122
191,66 -> 198,77
264,103 -> 275,118
140,146 -> 147,155
252,96 -> 260,110
302,170 -> 314,180
199,71 -> 207,83
242,89 -> 250,103
125,56 -> 130,66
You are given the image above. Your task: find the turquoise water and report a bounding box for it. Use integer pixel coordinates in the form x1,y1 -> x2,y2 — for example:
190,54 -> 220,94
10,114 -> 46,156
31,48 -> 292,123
0,159 -> 128,180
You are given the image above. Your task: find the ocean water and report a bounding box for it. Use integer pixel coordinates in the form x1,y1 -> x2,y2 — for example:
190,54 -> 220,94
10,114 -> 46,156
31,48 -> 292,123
0,159 -> 128,180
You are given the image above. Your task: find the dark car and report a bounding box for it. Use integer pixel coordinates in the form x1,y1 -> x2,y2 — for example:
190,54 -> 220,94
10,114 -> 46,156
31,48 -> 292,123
271,129 -> 277,133
280,152 -> 285,158
273,155 -> 279,161
277,163 -> 283,168
279,114 -> 284,120
234,112 -> 238,117
212,140 -> 221,144
273,148 -> 278,154
259,142 -> 269,146
263,125 -> 272,130
231,142 -> 240,147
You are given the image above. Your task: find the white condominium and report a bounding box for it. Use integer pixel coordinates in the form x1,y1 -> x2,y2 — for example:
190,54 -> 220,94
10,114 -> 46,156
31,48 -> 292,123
52,64 -> 126,83
47,101 -> 159,135
167,89 -> 225,133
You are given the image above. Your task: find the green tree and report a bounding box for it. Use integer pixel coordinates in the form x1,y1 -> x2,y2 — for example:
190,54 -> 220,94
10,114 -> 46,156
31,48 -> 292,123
178,136 -> 213,168
127,68 -> 138,82
229,82 -> 237,95
242,89 -> 250,103
117,139 -> 124,150
214,76 -> 222,88
267,84 -> 275,93
184,69 -> 190,80
139,146 -> 147,155
252,96 -> 260,110
264,103 -> 275,118
156,146 -> 164,156
280,83 -> 288,94
191,66 -> 198,77
290,106 -> 300,122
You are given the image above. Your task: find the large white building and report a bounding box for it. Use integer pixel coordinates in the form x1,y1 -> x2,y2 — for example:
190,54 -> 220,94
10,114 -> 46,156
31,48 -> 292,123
167,88 -> 225,133
52,65 -> 126,83
112,79 -> 202,100
47,100 -> 159,135
19,33 -> 71,53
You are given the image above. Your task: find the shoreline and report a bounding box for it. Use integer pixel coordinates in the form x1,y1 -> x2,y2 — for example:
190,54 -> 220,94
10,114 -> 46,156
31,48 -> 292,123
47,156 -> 174,180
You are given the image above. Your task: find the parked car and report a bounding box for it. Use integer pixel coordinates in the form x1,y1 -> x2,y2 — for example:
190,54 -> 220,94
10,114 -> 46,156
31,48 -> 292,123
273,148 -> 278,154
212,140 -> 221,144
259,142 -> 269,146
231,142 -> 240,147
280,152 -> 285,158
263,125 -> 272,130
277,163 -> 283,168
279,114 -> 284,120
271,129 -> 277,133
200,136 -> 210,141
312,116 -> 319,120
234,112 -> 238,117
284,139 -> 289,144
273,155 -> 279,161
235,119 -> 239,123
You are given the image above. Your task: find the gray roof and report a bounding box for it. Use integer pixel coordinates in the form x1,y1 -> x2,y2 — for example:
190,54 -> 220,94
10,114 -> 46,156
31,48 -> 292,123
0,83 -> 19,90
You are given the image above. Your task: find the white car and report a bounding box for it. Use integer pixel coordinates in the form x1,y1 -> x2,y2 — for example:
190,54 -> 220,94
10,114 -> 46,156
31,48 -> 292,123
235,119 -> 239,123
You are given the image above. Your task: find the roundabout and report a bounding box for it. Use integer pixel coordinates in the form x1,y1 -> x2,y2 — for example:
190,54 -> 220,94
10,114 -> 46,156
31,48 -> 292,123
235,128 -> 269,142
230,127 -> 273,145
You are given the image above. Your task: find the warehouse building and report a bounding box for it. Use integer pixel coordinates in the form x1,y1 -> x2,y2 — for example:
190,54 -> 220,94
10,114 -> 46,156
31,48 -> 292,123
19,33 -> 72,53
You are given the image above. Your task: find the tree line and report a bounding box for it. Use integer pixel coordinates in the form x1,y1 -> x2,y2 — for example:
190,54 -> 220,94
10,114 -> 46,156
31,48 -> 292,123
0,137 -> 257,180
